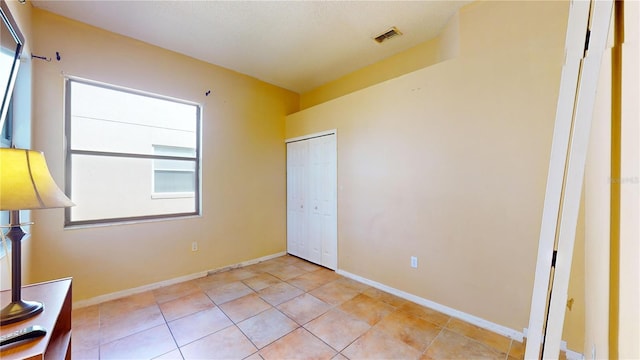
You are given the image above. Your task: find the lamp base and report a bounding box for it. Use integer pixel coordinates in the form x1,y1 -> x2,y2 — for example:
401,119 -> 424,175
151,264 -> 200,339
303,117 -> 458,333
0,299 -> 43,326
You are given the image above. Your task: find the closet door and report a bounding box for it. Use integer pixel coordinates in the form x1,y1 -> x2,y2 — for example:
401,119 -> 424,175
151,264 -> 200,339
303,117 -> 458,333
286,133 -> 337,270
286,140 -> 308,259
308,135 -> 337,269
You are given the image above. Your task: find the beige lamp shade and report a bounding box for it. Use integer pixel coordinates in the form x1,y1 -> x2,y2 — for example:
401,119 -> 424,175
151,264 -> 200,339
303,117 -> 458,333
0,148 -> 74,210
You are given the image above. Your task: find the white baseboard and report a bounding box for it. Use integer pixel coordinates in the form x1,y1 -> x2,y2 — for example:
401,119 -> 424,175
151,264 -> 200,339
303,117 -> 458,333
522,328 -> 584,360
338,269 -> 584,359
337,269 -> 524,341
72,253 -> 584,360
73,251 -> 287,309
565,348 -> 585,360
206,251 -> 287,275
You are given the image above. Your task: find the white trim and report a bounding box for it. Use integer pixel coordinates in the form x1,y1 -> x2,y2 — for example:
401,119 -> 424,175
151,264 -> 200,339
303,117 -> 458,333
72,251 -> 286,309
526,1 -> 613,358
336,269 -> 523,341
73,271 -> 206,309
523,328 -> 584,359
151,192 -> 195,199
566,348 -> 585,360
525,0 -> 591,354
206,251 -> 286,275
544,2 -> 613,357
340,269 -> 585,358
285,128 -> 337,143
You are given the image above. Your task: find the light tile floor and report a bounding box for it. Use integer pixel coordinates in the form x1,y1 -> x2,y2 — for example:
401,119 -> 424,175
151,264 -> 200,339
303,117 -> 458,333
71,255 -> 558,359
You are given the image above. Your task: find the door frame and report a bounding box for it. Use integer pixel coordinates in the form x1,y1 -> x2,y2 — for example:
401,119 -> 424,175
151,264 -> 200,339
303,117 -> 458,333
286,129 -> 337,144
525,1 -> 613,358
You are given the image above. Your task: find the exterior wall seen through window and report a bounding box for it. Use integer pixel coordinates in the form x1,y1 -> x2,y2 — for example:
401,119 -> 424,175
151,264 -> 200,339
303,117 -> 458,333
65,79 -> 201,226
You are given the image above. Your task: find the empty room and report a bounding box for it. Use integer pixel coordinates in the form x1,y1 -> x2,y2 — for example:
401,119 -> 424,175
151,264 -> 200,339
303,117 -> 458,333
0,0 -> 637,359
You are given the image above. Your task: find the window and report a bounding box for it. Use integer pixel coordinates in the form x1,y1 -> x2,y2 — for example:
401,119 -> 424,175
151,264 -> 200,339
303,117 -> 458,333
152,145 -> 196,196
1,98 -> 12,146
65,78 -> 201,226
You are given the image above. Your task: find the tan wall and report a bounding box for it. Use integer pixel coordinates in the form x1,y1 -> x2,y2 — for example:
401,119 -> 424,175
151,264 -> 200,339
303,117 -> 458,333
300,37 -> 441,110
287,1 -> 569,332
299,11 -> 461,110
27,8 -> 299,302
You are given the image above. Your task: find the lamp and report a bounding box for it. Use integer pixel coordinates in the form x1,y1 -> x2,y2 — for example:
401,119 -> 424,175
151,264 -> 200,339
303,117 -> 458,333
0,148 -> 74,325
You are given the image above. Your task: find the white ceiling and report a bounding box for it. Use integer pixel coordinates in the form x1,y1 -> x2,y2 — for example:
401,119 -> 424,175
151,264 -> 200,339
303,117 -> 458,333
31,1 -> 469,93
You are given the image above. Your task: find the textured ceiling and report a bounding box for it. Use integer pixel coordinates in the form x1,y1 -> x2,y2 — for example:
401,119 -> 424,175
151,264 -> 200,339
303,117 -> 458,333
31,1 -> 469,93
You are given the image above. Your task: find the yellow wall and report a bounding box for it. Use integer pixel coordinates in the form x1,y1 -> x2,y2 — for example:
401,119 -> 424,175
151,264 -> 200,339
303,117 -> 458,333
299,12 -> 461,110
287,0 -> 569,333
300,37 -> 441,110
26,7 -> 298,302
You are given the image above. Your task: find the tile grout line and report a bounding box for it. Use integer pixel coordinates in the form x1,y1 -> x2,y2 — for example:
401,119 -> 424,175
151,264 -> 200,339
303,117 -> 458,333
420,326 -> 446,358
159,297 -> 189,360
78,255 -> 518,360
248,272 -> 337,356
240,263 -> 358,358
442,322 -> 513,358
416,316 -> 451,358
154,294 -> 182,359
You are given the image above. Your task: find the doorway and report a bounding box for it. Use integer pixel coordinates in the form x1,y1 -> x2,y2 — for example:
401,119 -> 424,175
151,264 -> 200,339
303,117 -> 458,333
286,131 -> 337,270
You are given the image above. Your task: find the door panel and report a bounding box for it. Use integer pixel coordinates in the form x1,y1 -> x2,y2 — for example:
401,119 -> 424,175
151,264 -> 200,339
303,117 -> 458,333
308,138 -> 324,264
286,140 -> 308,258
316,136 -> 337,270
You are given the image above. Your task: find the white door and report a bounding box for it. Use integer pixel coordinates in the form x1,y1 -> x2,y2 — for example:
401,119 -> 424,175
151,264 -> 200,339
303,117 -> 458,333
286,133 -> 337,270
286,140 -> 308,259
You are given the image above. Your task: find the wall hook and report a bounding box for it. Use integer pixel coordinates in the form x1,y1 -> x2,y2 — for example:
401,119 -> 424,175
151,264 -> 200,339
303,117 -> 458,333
205,90 -> 211,96
56,52 -> 61,61
31,53 -> 51,62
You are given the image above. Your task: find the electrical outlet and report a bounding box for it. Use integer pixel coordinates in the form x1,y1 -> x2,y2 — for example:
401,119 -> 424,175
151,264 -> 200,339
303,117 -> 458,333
410,256 -> 418,268
191,242 -> 198,251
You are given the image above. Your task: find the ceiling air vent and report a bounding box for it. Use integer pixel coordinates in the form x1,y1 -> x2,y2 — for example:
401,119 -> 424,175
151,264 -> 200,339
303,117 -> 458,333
374,27 -> 402,44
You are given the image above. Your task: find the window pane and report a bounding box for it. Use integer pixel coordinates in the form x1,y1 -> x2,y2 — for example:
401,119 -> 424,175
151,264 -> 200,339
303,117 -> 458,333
66,79 -> 201,225
69,154 -> 196,222
153,145 -> 197,171
154,170 -> 195,193
70,82 -> 197,155
155,159 -> 195,171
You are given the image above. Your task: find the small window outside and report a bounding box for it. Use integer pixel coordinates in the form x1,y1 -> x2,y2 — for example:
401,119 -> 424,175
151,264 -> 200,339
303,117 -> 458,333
65,78 -> 201,226
153,145 -> 196,197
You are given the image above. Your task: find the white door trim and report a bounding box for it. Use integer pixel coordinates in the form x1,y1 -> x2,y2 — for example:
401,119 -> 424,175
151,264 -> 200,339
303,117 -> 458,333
285,129 -> 337,143
525,1 -> 613,358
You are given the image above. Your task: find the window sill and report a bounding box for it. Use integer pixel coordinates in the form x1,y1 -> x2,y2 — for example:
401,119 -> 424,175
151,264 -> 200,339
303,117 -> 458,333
151,192 -> 195,199
64,213 -> 201,230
